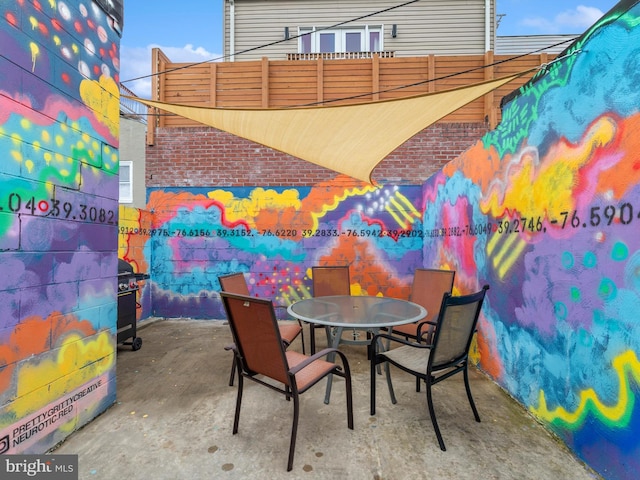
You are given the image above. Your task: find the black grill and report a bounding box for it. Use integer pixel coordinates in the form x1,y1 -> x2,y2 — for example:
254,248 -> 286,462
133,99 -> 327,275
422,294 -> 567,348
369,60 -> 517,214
117,259 -> 149,350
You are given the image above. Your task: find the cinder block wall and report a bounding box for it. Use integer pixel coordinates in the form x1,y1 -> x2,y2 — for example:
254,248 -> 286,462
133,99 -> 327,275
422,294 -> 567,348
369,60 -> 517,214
0,1 -> 121,453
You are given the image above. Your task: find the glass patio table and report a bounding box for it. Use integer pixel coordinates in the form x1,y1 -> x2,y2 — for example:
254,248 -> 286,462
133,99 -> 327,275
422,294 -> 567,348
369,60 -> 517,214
287,295 -> 427,404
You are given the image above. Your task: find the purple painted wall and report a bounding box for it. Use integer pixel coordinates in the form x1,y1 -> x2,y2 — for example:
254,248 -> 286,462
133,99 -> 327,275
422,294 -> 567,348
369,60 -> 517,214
423,2 -> 640,478
0,0 -> 121,453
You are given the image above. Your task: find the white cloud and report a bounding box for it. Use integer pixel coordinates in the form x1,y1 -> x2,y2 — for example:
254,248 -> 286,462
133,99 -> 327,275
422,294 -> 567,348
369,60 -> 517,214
119,44 -> 220,98
555,5 -> 604,29
520,5 -> 604,34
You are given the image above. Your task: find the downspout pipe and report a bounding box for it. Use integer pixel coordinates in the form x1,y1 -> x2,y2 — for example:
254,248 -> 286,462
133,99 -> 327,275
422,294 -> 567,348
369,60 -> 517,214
485,0 -> 491,52
230,0 -> 235,62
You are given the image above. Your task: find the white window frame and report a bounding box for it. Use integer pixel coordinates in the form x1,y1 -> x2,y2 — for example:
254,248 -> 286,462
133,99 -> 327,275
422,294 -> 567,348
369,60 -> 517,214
119,160 -> 133,203
299,25 -> 384,54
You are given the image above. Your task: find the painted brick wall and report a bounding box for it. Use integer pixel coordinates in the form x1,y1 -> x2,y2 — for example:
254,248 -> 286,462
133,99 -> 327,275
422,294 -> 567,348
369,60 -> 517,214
0,1 -> 121,454
146,123 -> 488,187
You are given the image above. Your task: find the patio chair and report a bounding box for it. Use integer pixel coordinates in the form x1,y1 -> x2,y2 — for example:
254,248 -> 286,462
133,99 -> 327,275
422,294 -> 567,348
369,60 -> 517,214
220,292 -> 354,471
390,268 -> 455,343
389,268 -> 455,391
219,273 -> 304,387
370,285 -> 489,451
310,265 -> 351,354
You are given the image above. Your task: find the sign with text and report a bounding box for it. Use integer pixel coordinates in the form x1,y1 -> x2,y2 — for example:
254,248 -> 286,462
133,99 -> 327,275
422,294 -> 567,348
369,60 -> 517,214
0,374 -> 109,454
1,455 -> 77,479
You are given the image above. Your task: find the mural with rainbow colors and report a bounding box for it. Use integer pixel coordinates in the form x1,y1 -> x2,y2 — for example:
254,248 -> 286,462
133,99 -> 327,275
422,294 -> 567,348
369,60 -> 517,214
118,2 -> 640,478
431,2 -> 640,478
0,1 -> 121,453
2,0 -> 639,478
138,182 -> 425,319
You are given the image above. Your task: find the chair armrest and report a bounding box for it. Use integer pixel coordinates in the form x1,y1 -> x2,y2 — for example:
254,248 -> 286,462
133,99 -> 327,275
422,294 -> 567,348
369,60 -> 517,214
288,347 -> 346,375
370,332 -> 432,351
417,320 -> 437,343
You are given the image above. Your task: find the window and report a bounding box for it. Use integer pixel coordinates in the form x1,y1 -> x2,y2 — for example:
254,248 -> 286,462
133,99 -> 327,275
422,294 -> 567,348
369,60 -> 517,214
119,161 -> 133,203
299,26 -> 383,54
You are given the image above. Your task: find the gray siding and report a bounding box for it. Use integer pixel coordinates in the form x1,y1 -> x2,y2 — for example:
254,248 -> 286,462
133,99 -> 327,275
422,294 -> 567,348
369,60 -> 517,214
495,35 -> 578,55
224,0 -> 494,61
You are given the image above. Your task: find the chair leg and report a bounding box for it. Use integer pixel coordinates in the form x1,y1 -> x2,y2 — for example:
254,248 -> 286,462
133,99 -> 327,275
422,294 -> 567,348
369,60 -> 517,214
416,377 -> 421,393
298,324 -> 306,355
384,360 -> 397,405
310,325 -> 317,354
370,346 -> 377,415
426,380 -> 446,451
464,366 -> 481,422
341,359 -> 354,430
287,393 -> 300,472
229,356 -> 236,387
232,373 -> 243,435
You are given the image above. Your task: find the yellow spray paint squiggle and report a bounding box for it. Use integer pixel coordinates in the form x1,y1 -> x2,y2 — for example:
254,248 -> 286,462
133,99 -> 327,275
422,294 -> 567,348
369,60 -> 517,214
531,350 -> 640,428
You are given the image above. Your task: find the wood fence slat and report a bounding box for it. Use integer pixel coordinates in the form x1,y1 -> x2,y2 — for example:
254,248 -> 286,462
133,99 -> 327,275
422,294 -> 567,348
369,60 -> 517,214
153,51 -> 554,126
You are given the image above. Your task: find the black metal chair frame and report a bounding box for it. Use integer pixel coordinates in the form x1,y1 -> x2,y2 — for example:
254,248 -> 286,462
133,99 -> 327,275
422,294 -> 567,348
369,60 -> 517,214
370,285 -> 489,451
388,268 -> 455,393
221,291 -> 354,471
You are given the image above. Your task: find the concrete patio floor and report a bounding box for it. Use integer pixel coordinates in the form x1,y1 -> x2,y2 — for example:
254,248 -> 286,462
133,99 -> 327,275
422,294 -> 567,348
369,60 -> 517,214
53,318 -> 601,479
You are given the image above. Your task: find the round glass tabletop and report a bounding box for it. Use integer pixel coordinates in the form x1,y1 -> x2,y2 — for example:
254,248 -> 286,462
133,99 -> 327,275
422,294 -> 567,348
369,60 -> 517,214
287,295 -> 426,329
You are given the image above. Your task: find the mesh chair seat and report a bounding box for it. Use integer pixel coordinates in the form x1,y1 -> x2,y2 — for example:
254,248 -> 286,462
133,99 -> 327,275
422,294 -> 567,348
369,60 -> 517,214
390,268 -> 455,392
390,268 -> 455,342
381,345 -> 431,374
280,323 -> 304,346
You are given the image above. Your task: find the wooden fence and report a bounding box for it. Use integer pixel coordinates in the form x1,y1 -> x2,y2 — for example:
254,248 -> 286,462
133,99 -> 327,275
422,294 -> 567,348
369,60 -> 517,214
147,48 -> 552,145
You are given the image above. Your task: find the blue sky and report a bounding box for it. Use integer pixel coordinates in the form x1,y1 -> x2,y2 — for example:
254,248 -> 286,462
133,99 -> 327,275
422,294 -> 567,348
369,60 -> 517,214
120,1 -> 617,97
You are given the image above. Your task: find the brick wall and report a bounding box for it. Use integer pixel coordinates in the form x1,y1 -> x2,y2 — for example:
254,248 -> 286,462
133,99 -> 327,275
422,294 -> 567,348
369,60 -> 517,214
146,122 -> 489,187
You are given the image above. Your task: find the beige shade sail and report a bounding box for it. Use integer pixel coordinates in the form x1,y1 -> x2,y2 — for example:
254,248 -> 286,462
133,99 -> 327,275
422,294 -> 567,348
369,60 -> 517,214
126,70 -> 531,184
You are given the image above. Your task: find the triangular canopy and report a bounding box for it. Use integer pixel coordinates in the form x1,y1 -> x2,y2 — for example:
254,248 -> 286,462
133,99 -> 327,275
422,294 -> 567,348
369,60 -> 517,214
127,71 -> 529,184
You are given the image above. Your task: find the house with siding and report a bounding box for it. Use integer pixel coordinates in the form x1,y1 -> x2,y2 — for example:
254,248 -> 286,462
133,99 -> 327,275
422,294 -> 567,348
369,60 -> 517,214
495,34 -> 578,54
223,0 -> 496,61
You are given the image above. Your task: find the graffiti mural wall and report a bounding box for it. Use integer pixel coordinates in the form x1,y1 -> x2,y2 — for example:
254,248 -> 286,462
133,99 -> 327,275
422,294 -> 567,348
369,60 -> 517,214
0,1 -> 121,453
423,2 -> 640,478
118,205 -> 152,318
140,178 -> 424,319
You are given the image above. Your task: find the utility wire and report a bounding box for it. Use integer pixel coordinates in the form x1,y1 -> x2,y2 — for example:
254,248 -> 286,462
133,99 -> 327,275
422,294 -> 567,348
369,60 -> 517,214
121,0 -> 420,85
125,36 -> 579,117
293,38 -> 579,107
120,0 -> 588,113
